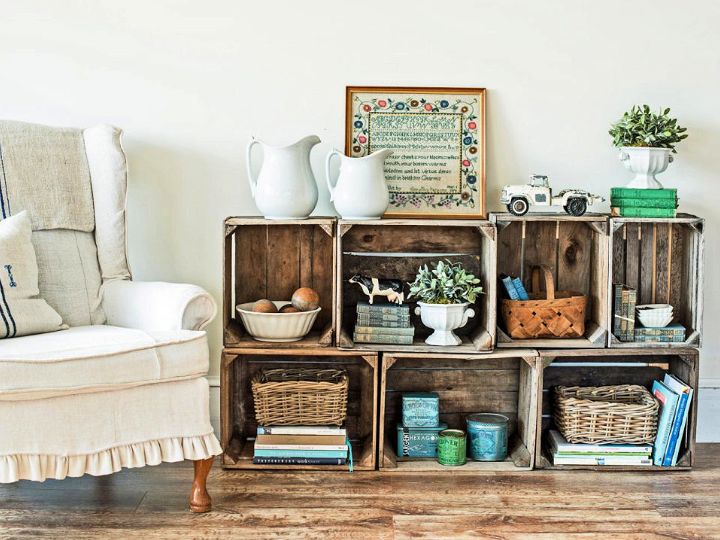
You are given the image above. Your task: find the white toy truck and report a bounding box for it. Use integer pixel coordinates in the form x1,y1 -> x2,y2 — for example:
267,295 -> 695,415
500,175 -> 604,216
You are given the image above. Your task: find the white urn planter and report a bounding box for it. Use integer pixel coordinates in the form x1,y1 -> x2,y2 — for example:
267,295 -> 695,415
414,302 -> 475,346
619,147 -> 673,189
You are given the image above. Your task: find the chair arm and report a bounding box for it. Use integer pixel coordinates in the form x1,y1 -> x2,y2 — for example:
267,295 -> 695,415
102,280 -> 217,331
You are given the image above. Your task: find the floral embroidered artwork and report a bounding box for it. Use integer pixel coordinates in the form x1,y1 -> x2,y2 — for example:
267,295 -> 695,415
347,88 -> 485,217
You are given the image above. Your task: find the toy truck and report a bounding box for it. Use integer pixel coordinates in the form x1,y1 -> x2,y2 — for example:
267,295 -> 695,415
500,175 -> 604,216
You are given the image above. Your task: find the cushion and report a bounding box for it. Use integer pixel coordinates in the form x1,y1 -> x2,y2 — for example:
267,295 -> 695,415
0,325 -> 209,400
84,125 -> 131,282
32,230 -> 106,326
0,211 -> 65,338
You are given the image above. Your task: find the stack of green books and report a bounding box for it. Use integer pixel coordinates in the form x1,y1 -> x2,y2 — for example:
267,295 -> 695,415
353,302 -> 414,345
610,187 -> 678,218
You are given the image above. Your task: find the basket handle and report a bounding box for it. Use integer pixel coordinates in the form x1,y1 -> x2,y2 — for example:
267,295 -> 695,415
530,265 -> 556,300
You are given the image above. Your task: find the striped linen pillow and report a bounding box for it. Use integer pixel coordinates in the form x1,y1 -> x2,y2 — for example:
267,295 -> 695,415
0,211 -> 64,338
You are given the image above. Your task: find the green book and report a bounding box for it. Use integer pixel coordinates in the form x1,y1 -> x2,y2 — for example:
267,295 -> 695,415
356,302 -> 410,316
611,207 -> 677,218
354,325 -> 415,336
353,332 -> 414,345
355,313 -> 411,326
611,187 -> 677,199
611,197 -> 678,209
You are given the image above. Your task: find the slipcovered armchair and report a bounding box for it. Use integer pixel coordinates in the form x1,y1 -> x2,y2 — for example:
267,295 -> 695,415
0,120 -> 222,512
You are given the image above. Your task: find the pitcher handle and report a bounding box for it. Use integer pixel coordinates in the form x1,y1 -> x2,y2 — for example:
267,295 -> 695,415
325,149 -> 342,202
246,137 -> 262,198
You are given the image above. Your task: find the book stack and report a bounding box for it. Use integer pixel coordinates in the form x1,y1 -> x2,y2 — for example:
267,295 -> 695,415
547,430 -> 653,466
635,323 -> 686,343
499,274 -> 529,300
612,284 -> 637,341
652,374 -> 694,466
353,301 -> 414,345
252,426 -> 349,466
610,187 -> 678,218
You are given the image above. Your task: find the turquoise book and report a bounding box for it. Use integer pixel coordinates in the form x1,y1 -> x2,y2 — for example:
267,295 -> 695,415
511,277 -> 529,301
500,274 -> 519,300
662,374 -> 694,467
651,380 -> 680,466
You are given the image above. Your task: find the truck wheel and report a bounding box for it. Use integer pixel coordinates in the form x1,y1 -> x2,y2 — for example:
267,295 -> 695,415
565,198 -> 587,216
508,198 -> 529,216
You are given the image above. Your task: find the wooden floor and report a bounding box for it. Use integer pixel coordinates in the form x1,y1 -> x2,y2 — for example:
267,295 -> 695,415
1,444 -> 719,539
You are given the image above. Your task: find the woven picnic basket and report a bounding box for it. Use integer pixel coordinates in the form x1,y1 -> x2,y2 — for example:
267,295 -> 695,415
501,265 -> 587,339
554,385 -> 659,444
251,368 -> 348,426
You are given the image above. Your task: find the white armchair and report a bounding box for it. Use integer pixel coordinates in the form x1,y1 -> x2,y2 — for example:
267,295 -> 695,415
0,120 -> 221,512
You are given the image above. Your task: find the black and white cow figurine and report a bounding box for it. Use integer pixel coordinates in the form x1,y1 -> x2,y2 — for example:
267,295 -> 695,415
348,274 -> 405,305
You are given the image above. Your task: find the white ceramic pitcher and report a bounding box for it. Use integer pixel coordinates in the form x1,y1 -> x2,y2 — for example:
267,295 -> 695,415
325,149 -> 392,219
246,135 -> 321,219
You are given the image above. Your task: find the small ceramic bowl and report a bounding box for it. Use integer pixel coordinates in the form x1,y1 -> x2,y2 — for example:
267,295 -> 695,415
636,304 -> 673,328
236,301 -> 320,342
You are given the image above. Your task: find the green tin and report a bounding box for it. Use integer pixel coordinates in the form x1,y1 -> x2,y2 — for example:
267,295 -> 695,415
466,413 -> 509,461
437,429 -> 467,466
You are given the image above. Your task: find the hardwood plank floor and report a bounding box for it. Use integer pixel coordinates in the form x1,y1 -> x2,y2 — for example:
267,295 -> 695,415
1,444 -> 718,539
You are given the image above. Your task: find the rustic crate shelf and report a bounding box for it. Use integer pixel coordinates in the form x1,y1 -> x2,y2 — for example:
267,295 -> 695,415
221,348 -> 378,471
378,350 -> 539,472
608,214 -> 704,348
336,219 -> 497,353
490,213 -> 609,349
535,348 -> 699,471
223,217 -> 337,348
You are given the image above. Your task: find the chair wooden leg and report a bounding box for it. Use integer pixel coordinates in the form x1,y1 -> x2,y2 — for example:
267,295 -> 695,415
189,457 -> 214,513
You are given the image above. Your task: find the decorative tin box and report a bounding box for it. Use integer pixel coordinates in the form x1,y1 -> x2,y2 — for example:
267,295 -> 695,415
396,423 -> 448,458
402,392 -> 440,427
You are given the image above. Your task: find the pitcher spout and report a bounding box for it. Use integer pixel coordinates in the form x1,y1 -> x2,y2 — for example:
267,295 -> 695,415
292,134 -> 321,150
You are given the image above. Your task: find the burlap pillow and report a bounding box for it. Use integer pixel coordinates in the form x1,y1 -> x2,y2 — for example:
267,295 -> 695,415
0,211 -> 65,338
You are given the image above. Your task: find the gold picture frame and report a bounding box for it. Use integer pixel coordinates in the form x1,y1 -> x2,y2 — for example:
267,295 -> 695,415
345,86 -> 486,218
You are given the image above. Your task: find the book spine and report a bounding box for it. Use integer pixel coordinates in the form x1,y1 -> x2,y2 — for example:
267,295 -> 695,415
635,327 -> 685,336
356,304 -> 410,315
501,276 -> 519,300
610,198 -> 678,209
613,285 -> 622,338
610,187 -> 677,199
634,334 -> 685,343
355,315 -> 411,326
254,444 -> 348,451
254,449 -> 348,458
663,392 -> 689,467
353,332 -> 414,345
627,289 -> 636,339
511,277 -> 529,301
553,456 -> 652,466
611,207 -> 677,218
671,389 -> 693,466
652,383 -> 679,466
354,325 -> 415,336
257,426 -> 347,436
252,457 -> 347,465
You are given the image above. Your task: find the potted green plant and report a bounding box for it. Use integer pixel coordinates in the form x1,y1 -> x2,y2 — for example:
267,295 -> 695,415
609,105 -> 688,189
408,260 -> 483,346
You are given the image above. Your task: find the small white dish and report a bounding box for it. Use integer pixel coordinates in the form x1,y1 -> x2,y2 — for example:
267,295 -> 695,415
236,301 -> 320,342
636,304 -> 673,328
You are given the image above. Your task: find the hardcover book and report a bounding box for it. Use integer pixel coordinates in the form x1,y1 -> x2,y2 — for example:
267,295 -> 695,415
500,274 -> 519,300
253,448 -> 348,459
547,430 -> 652,456
354,325 -> 415,336
652,380 -> 680,466
356,302 -> 410,315
511,277 -> 530,301
352,332 -> 414,345
257,426 -> 347,437
255,434 -> 347,451
662,374 -> 694,467
613,284 -> 636,342
356,314 -> 411,326
610,187 -> 678,199
634,324 -> 685,342
611,197 -> 678,209
611,207 -> 677,218
252,457 -> 347,465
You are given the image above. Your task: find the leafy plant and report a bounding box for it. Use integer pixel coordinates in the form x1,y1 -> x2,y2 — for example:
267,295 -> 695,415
609,105 -> 688,152
407,260 -> 483,304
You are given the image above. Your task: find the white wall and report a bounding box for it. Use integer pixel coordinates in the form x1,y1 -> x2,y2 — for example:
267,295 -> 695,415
1,0 -> 718,429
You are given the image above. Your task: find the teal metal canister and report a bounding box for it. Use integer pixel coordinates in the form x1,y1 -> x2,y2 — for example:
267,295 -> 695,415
466,413 -> 509,461
437,429 -> 467,466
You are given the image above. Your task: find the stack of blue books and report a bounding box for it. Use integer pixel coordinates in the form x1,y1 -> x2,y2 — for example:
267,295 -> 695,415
253,426 -> 349,466
499,274 -> 530,301
651,374 -> 694,467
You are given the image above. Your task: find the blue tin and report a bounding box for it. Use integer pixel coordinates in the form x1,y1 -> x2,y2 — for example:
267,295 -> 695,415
466,413 -> 509,461
396,423 -> 448,458
402,392 -> 440,427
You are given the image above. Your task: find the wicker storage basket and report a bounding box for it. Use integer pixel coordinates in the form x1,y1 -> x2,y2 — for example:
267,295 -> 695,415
501,265 -> 587,339
554,384 -> 659,444
251,368 -> 349,426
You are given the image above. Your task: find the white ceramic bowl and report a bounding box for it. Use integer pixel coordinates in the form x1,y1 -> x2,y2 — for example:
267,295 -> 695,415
636,304 -> 673,328
236,301 -> 320,342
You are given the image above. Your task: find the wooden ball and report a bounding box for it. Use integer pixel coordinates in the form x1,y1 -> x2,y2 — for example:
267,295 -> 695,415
291,287 -> 320,311
279,304 -> 301,313
252,299 -> 278,313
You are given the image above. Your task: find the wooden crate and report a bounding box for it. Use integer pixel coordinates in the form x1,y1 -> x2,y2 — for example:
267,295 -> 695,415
221,348 -> 378,471
535,348 -> 699,471
608,214 -> 704,348
490,213 -> 609,348
223,217 -> 336,348
336,219 -> 497,352
379,350 -> 540,472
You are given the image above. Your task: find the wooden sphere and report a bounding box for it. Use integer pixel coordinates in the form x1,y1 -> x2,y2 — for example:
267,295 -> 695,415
252,299 -> 278,313
291,287 -> 320,311
279,304 -> 301,313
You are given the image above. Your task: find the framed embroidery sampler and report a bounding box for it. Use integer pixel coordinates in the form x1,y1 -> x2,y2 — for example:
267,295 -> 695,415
345,86 -> 486,218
